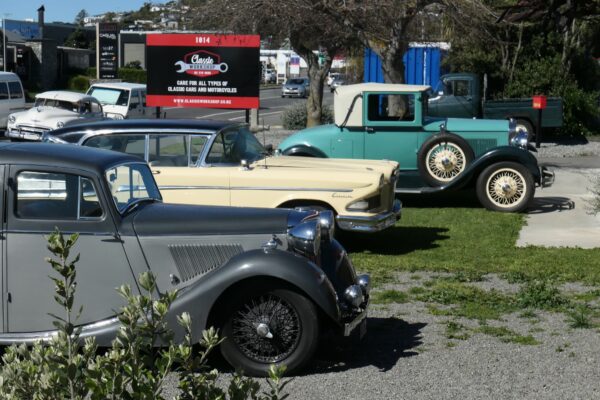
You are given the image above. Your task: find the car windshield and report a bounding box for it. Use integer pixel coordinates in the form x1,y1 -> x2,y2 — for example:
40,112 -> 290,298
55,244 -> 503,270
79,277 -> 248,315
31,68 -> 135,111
87,87 -> 129,106
34,98 -> 79,112
286,78 -> 306,85
205,127 -> 267,165
105,163 -> 162,214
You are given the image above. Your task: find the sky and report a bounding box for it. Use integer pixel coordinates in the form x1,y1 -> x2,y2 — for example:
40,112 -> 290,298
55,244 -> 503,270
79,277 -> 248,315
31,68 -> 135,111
0,0 -> 149,23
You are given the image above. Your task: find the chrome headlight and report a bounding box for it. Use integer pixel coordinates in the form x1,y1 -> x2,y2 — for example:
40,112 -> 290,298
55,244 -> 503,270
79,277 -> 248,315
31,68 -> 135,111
287,218 -> 321,258
344,284 -> 364,308
107,113 -> 125,120
317,210 -> 335,242
508,118 -> 528,149
56,121 -> 65,128
8,115 -> 15,124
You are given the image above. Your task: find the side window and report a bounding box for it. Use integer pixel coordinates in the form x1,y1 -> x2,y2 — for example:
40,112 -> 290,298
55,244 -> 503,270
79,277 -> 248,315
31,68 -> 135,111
16,171 -> 103,220
206,131 -> 240,164
0,82 -> 8,100
190,135 -> 209,164
205,133 -> 225,164
148,134 -> 188,166
453,80 -> 470,97
8,81 -> 23,99
85,134 -> 146,160
367,93 -> 415,122
129,91 -> 140,109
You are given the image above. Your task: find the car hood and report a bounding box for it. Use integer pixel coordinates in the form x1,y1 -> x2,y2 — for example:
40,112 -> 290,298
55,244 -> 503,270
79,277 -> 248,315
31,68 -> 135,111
423,117 -> 508,133
255,155 -> 398,183
131,202 -> 301,236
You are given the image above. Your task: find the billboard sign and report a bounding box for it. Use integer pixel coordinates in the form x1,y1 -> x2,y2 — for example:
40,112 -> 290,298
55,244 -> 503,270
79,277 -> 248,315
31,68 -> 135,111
4,20 -> 41,40
146,34 -> 260,109
97,22 -> 119,80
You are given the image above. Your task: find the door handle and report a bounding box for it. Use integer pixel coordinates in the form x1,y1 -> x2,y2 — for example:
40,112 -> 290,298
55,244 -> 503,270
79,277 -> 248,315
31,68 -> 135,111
365,127 -> 375,134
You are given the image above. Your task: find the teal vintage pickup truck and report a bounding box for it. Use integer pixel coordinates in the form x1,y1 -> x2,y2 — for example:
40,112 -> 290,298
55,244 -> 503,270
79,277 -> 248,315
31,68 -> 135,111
278,83 -> 554,213
428,73 -> 563,138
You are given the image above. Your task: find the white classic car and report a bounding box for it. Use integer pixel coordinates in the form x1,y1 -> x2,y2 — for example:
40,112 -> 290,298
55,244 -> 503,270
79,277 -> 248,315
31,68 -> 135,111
5,91 -> 106,140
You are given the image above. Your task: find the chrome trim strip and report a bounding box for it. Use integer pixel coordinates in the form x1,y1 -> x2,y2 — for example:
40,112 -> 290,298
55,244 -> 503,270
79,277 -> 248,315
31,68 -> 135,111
158,185 -> 354,192
0,317 -> 120,344
76,127 -> 216,146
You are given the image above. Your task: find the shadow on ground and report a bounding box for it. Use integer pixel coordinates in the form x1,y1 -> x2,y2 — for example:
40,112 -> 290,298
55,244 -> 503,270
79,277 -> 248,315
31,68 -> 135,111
307,317 -> 426,374
341,226 -> 449,255
398,189 -> 481,209
527,196 -> 576,214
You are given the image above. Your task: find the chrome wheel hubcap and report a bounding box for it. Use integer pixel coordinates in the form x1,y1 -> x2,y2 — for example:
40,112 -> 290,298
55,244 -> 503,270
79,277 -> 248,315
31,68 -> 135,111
426,143 -> 466,182
486,168 -> 527,208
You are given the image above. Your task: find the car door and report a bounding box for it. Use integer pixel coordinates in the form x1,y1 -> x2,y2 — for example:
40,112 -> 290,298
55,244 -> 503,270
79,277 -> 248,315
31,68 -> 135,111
362,91 -> 422,170
5,166 -> 138,333
127,90 -> 144,118
150,133 -> 232,206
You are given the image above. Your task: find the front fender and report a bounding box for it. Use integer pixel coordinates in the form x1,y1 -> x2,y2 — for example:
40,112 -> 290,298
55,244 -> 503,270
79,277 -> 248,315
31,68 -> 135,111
443,146 -> 541,190
166,248 -> 340,342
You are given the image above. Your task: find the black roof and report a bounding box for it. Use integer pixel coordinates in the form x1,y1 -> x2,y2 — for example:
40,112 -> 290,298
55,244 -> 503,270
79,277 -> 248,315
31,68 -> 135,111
0,142 -> 143,175
51,119 -> 241,137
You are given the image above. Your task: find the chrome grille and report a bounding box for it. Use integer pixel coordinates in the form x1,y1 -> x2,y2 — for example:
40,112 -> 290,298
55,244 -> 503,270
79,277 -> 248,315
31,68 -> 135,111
15,124 -> 50,134
168,243 -> 243,282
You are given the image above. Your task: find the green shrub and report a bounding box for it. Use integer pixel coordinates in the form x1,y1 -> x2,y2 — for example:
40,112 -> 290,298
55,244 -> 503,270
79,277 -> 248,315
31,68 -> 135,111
118,68 -> 147,84
67,75 -> 91,92
0,229 -> 289,400
282,102 -> 334,129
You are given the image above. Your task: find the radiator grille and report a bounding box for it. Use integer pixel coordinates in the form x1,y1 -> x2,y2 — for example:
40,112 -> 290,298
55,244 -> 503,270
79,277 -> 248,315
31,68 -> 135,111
466,139 -> 498,156
168,244 -> 243,282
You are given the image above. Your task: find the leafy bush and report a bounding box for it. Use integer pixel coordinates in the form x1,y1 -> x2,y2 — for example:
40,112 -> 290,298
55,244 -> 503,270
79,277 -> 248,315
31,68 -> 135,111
84,67 -> 147,83
282,102 -> 334,129
67,75 -> 91,92
0,230 -> 289,400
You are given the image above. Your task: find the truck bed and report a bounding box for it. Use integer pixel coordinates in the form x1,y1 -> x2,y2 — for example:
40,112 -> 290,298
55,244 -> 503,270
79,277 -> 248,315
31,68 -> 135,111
483,97 -> 563,128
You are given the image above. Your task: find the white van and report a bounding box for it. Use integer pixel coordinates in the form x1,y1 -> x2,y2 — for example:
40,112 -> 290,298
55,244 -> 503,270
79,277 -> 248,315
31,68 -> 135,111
86,82 -> 148,119
0,72 -> 25,129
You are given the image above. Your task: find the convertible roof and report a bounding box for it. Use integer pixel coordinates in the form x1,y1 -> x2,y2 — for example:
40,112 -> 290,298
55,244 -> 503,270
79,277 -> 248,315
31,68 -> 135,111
36,91 -> 97,103
0,142 -> 143,175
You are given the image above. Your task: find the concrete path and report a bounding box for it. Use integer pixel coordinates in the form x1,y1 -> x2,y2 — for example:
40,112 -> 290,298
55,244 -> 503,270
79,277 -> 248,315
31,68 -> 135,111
518,168 -> 600,248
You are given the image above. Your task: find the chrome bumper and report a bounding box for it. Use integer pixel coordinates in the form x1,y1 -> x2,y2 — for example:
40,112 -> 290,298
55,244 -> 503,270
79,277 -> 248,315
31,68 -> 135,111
343,305 -> 368,337
336,199 -> 401,233
541,166 -> 555,188
5,129 -> 43,141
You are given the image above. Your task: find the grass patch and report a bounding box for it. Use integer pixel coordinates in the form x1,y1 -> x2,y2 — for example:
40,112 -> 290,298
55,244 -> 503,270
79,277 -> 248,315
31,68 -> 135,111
371,289 -> 409,304
348,208 -> 600,286
445,321 -> 470,340
476,325 -> 540,345
516,280 -> 568,310
567,304 -> 594,329
416,281 -> 514,320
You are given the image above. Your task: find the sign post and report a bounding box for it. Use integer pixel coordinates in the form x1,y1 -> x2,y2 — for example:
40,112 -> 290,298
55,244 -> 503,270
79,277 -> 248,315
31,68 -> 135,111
146,34 -> 260,111
96,22 -> 119,80
532,95 -> 546,149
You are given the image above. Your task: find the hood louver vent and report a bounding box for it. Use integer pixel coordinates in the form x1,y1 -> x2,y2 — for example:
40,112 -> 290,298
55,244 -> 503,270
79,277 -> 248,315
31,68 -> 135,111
169,244 -> 243,282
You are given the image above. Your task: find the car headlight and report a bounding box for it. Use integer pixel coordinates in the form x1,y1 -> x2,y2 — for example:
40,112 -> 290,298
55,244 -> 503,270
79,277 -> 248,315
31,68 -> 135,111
56,121 -> 65,128
8,115 -> 15,124
287,217 -> 321,258
346,195 -> 381,212
509,119 -> 528,149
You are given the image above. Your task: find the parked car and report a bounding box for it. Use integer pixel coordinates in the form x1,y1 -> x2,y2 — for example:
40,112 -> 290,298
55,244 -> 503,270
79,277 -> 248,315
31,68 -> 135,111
86,82 -> 149,120
282,77 -> 310,98
428,73 -> 563,138
330,76 -> 347,92
0,141 -> 370,376
279,83 -> 555,213
5,91 -> 106,141
0,72 -> 25,130
42,119 -> 401,233
327,72 -> 343,87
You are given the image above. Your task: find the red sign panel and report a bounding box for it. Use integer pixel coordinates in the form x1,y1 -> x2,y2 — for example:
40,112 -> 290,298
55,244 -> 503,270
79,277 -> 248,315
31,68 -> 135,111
532,95 -> 547,110
146,34 -> 260,109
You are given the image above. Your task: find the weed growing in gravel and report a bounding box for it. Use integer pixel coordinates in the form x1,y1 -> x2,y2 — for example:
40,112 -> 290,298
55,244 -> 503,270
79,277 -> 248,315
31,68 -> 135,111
555,343 -> 571,353
516,280 -> 569,310
445,321 -> 470,340
567,304 -> 594,328
476,325 -> 540,345
410,274 -> 422,280
571,289 -> 600,303
372,290 -> 409,304
518,310 -> 538,319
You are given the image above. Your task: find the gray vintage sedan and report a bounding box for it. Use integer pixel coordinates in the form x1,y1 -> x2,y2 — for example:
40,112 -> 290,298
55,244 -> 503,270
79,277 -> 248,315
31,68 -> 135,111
0,142 -> 369,376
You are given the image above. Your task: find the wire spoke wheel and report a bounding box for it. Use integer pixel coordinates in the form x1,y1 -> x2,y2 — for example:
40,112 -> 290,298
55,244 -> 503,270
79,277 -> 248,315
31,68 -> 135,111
230,293 -> 301,364
425,142 -> 467,182
485,168 -> 527,208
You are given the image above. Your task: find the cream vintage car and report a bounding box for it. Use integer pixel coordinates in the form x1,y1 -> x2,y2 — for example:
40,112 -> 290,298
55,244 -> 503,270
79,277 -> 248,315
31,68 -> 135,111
6,91 -> 106,141
43,119 -> 401,233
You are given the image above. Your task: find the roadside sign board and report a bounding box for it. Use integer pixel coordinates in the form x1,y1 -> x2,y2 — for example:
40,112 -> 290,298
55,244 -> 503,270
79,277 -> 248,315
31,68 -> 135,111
97,23 -> 119,80
146,33 -> 260,109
